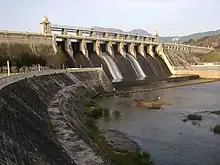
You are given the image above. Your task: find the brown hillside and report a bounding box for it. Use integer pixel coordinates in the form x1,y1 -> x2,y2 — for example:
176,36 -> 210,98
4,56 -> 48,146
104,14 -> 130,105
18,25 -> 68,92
183,35 -> 220,48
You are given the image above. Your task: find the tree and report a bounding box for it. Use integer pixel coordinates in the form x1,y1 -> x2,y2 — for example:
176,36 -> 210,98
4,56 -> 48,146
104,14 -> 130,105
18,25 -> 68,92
47,46 -> 65,68
0,43 -> 9,72
8,43 -> 37,72
36,56 -> 47,67
8,44 -> 24,72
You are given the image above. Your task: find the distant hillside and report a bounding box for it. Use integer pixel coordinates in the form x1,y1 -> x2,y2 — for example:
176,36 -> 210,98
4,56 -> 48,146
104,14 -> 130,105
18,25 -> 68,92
183,34 -> 220,62
161,29 -> 220,43
92,26 -> 220,44
129,29 -> 151,36
183,34 -> 220,48
92,26 -> 151,35
92,26 -> 124,33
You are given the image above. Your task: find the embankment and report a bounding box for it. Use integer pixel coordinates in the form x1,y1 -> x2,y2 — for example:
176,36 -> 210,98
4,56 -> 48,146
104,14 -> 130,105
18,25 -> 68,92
175,69 -> 220,79
0,69 -> 113,165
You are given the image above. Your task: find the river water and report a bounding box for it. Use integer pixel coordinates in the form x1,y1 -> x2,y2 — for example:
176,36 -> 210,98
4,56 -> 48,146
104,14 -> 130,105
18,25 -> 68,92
97,82 -> 220,165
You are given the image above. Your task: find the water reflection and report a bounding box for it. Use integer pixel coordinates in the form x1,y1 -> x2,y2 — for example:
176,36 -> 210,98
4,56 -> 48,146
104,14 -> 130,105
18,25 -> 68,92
97,82 -> 220,165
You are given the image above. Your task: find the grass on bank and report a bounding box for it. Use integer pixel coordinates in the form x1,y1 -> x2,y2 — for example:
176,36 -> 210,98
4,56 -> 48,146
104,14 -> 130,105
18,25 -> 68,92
210,111 -> 220,115
84,101 -> 154,165
202,48 -> 220,62
182,114 -> 203,122
213,125 -> 220,134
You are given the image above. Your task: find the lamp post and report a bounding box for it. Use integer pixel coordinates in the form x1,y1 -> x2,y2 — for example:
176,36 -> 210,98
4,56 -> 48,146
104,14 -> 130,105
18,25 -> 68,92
7,60 -> 10,76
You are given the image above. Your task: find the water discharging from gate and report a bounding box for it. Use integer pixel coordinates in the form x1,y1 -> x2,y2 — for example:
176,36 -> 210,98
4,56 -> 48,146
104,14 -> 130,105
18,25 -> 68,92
126,53 -> 147,80
101,53 -> 123,82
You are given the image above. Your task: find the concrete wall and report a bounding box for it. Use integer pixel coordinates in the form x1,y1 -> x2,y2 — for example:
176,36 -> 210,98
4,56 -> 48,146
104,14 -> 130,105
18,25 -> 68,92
0,31 -> 53,45
0,70 -> 112,165
0,31 -> 56,56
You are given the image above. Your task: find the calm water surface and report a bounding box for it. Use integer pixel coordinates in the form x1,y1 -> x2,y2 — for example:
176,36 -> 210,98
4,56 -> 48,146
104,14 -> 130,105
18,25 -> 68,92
97,82 -> 220,165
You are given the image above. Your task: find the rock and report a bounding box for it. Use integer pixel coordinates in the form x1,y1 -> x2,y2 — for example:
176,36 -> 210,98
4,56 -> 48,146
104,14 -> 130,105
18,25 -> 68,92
103,129 -> 141,152
112,109 -> 123,118
102,108 -> 113,118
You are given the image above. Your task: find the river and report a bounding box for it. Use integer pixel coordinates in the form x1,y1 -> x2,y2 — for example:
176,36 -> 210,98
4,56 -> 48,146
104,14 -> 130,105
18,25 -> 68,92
97,81 -> 220,165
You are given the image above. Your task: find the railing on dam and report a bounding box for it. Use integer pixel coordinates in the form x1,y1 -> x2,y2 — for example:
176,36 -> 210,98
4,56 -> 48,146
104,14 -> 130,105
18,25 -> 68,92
50,24 -> 158,43
54,33 -> 159,45
0,67 -> 103,90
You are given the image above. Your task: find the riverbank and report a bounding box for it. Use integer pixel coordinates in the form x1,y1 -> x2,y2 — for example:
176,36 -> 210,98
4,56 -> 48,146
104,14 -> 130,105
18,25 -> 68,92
104,78 -> 220,97
84,100 -> 154,165
96,81 -> 220,165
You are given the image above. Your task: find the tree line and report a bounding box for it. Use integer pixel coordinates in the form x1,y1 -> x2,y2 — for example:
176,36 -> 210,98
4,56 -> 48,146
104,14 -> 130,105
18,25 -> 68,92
0,43 -> 66,73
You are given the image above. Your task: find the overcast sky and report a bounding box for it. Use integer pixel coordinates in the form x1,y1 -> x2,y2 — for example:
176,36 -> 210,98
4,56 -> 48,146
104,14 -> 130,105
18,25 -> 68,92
0,0 -> 219,36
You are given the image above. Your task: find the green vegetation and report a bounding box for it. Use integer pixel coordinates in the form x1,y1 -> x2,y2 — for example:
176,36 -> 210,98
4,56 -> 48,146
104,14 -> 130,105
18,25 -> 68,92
202,48 -> 220,62
84,102 -> 154,165
46,46 -> 66,69
187,114 -> 203,121
84,101 -> 104,119
212,125 -> 220,134
0,43 -> 66,73
182,114 -> 203,122
210,111 -> 220,115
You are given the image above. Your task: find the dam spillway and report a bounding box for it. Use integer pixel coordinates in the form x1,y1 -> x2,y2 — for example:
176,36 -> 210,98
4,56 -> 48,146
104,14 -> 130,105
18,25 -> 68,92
46,19 -> 172,83
0,16 -> 214,83
126,53 -> 147,80
102,53 -> 123,82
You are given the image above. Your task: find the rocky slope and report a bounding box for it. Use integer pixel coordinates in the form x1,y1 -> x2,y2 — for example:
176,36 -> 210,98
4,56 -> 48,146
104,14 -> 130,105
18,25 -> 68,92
182,35 -> 220,62
0,70 -> 112,165
183,35 -> 220,48
161,29 -> 220,43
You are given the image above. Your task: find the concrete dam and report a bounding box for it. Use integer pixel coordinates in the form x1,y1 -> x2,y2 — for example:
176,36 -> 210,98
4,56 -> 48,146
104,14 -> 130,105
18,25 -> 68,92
47,18 -> 172,83
0,16 -> 213,82
0,17 -> 216,165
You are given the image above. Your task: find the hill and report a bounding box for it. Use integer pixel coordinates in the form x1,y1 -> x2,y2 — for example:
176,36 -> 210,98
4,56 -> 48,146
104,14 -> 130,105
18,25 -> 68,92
92,26 -> 124,33
92,26 -> 151,35
92,26 -> 220,44
183,35 -> 220,48
183,34 -> 220,62
129,29 -> 151,35
160,29 -> 220,43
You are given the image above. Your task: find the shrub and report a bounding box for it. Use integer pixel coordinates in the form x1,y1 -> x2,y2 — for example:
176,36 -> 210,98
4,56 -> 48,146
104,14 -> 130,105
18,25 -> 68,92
213,125 -> 220,134
210,111 -> 220,115
186,114 -> 202,121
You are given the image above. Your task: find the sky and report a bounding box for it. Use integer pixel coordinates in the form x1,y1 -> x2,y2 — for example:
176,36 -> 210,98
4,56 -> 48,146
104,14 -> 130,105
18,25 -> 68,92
0,0 -> 219,36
